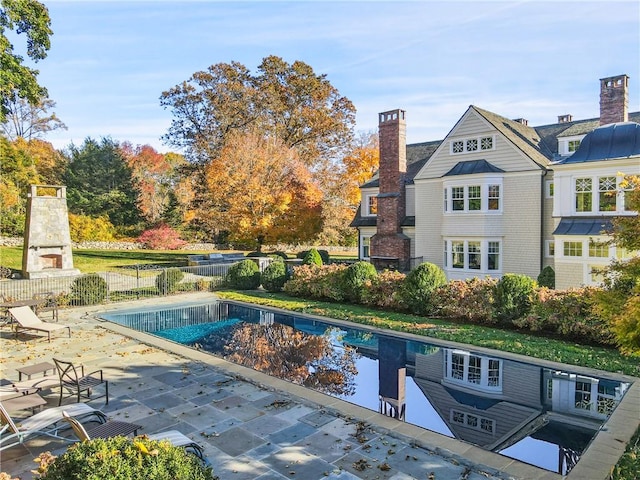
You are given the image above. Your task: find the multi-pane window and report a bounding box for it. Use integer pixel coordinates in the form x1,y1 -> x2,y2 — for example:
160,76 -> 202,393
444,183 -> 502,213
468,356 -> 481,384
450,410 -> 495,434
466,139 -> 478,151
367,196 -> 378,215
451,136 -> 494,154
444,240 -> 501,272
452,187 -> 465,211
546,240 -> 555,258
597,383 -> 617,416
444,350 -> 502,391
623,180 -> 636,212
452,241 -> 464,268
575,178 -> 592,212
451,353 -> 465,380
468,242 -> 481,269
568,140 -> 581,152
361,236 -> 371,259
575,379 -> 592,411
564,241 -> 583,257
488,185 -> 500,210
599,177 -> 617,212
487,242 -> 500,271
468,186 -> 481,210
589,241 -> 609,258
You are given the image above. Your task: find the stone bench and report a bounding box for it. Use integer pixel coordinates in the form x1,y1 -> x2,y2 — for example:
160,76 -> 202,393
187,253 -> 246,266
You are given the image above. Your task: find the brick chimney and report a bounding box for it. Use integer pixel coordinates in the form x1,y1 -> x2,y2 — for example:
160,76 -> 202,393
369,109 -> 411,271
600,74 -> 629,125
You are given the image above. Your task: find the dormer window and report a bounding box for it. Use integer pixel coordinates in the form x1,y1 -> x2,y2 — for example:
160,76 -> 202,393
559,135 -> 585,156
568,140 -> 581,152
366,195 -> 378,215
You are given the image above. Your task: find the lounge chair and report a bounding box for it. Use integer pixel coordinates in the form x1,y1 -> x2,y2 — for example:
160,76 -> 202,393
0,401 -> 107,451
53,358 -> 108,406
8,306 -> 70,342
62,412 -> 206,461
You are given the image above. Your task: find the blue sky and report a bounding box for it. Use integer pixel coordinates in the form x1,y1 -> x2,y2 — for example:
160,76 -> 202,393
30,1 -> 640,153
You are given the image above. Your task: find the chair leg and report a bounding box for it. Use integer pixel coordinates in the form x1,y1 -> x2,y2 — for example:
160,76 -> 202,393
58,388 -> 63,406
105,381 -> 109,405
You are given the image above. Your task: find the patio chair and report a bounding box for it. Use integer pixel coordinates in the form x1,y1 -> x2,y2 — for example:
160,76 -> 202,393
53,358 -> 109,406
8,306 -> 70,342
62,412 -> 206,461
33,291 -> 59,322
0,401 -> 107,451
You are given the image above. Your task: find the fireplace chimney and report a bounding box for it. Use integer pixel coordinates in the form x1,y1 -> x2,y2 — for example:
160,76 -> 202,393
369,109 -> 411,271
600,74 -> 629,125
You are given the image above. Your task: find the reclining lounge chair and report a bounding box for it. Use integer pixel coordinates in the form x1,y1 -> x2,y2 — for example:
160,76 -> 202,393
0,401 -> 107,451
9,306 -> 71,342
62,411 -> 206,462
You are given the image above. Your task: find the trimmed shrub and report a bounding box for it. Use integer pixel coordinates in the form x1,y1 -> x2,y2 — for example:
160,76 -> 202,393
225,259 -> 261,290
434,277 -> 498,324
400,262 -> 447,315
138,224 -> 187,250
515,287 -> 615,346
156,267 -> 185,295
360,269 -> 407,310
270,251 -> 289,261
297,249 -> 329,264
302,248 -> 323,266
35,436 -> 215,480
342,261 -> 378,303
494,273 -> 537,324
537,266 -> 555,289
283,264 -> 348,301
70,274 -> 108,305
261,260 -> 288,292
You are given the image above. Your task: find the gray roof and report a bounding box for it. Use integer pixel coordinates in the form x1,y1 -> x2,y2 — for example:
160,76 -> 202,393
553,217 -> 613,236
443,159 -> 504,177
555,122 -> 640,164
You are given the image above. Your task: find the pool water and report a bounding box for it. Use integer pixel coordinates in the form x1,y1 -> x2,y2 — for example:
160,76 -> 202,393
101,300 -> 631,475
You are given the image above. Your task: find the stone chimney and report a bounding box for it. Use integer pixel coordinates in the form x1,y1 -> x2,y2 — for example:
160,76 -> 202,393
600,74 -> 629,125
369,109 -> 411,271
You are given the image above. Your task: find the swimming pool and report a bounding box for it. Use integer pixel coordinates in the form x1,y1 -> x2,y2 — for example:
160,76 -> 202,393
101,300 -> 632,475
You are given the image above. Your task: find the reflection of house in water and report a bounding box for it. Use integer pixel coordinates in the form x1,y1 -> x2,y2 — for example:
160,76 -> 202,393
410,346 -> 628,475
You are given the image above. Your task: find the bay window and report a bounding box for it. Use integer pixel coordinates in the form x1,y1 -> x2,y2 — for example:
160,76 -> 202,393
443,181 -> 503,213
444,349 -> 503,392
444,239 -> 501,273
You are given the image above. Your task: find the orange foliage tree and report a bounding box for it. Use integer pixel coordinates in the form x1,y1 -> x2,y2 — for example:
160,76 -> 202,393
201,129 -> 322,248
121,143 -> 187,224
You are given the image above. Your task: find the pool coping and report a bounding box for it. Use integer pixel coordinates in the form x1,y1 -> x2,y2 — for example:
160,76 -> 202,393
95,296 -> 639,480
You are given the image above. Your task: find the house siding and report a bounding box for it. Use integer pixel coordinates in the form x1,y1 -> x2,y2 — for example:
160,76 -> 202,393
554,260 -> 584,289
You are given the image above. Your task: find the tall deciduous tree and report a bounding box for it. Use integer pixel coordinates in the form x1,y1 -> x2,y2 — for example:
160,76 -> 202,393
201,129 -> 322,248
0,0 -> 53,122
63,137 -> 141,228
121,143 -> 186,224
160,56 -> 355,166
1,96 -> 66,140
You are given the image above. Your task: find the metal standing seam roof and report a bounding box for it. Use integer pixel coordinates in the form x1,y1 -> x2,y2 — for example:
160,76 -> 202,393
443,159 -> 505,177
556,122 -> 640,164
552,217 -> 613,235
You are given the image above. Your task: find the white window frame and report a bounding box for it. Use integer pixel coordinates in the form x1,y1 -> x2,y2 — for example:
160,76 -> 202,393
444,239 -> 502,274
545,240 -> 555,258
443,178 -> 503,214
558,134 -> 586,156
364,194 -> 378,216
545,180 -> 554,199
573,174 -> 629,214
450,135 -> 496,155
360,235 -> 371,260
444,349 -> 503,393
450,409 -> 496,435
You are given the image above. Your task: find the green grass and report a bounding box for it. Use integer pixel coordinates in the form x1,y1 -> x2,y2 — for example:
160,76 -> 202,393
216,290 -> 640,377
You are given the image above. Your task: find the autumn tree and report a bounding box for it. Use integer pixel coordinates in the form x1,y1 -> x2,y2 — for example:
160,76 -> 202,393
200,129 -> 322,248
63,137 -> 141,229
1,96 -> 66,140
0,135 -> 39,234
121,143 -> 187,224
341,131 -> 379,206
594,175 -> 640,354
17,136 -> 66,184
160,55 -> 355,166
0,0 -> 53,122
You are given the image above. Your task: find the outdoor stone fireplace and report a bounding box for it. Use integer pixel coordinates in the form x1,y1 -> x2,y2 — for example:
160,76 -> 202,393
22,185 -> 80,279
